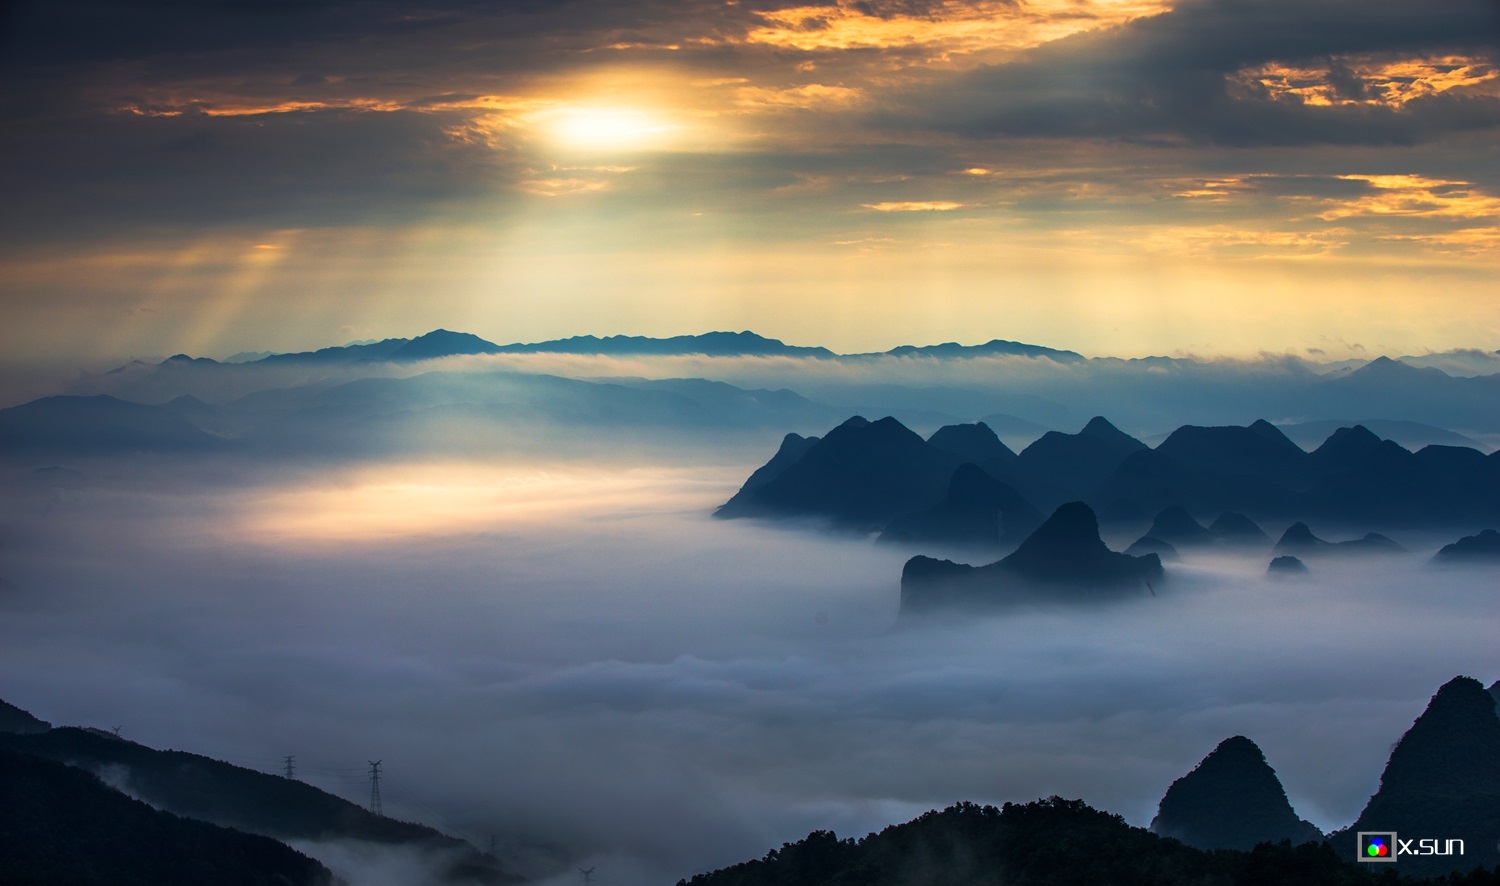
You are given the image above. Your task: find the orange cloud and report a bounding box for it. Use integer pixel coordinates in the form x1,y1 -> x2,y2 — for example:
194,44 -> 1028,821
1234,54 -> 1500,107
733,83 -> 865,110
741,0 -> 1170,63
1318,174 -> 1500,221
864,201 -> 965,212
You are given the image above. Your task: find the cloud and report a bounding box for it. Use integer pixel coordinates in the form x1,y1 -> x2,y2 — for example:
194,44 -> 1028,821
889,0 -> 1500,145
2,453 -> 1496,886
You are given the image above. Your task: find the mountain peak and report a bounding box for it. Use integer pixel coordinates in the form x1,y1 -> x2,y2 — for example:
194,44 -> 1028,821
387,329 -> 502,360
1150,735 -> 1322,851
1340,675 -> 1500,873
1079,416 -> 1130,441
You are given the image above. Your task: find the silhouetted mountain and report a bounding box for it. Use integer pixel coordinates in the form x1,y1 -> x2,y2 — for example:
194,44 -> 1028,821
879,463 -> 1042,549
1155,420 -> 1308,487
1277,419 -> 1487,454
1310,425 -> 1411,475
247,330 -> 1105,364
1094,420 -> 1313,521
1274,523 -> 1405,557
738,433 -> 820,493
1210,511 -> 1271,546
1142,506 -> 1215,548
1126,535 -> 1180,561
901,502 -> 1162,613
387,328 -> 504,360
926,422 -> 1016,465
1333,676 -> 1500,875
717,416 -> 961,530
1319,357 -> 1500,432
862,339 -> 1085,362
495,330 -> 836,358
0,748 -> 333,886
256,336 -> 410,364
0,395 -> 225,454
1267,555 -> 1309,575
0,699 -> 50,734
1008,416 -> 1148,508
1432,529 -> 1500,564
1274,522 -> 1327,554
0,726 -> 521,884
161,353 -> 220,367
1150,735 -> 1322,851
677,796 -> 1416,886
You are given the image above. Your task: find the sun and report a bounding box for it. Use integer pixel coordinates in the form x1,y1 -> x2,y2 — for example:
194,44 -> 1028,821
546,106 -> 678,152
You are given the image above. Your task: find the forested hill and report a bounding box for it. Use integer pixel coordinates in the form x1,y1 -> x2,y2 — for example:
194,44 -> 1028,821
677,797 -> 1500,886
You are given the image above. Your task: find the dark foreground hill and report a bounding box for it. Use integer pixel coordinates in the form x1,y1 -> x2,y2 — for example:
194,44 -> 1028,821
1332,676 -> 1500,877
0,725 -> 521,885
1150,735 -> 1323,851
0,748 -> 333,886
677,796 -> 1498,886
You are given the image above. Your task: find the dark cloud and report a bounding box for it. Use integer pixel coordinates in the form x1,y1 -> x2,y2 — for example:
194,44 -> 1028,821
0,104 -> 516,242
889,0 -> 1500,146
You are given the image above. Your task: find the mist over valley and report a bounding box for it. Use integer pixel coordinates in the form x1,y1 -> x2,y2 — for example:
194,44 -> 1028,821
3,332 -> 1498,884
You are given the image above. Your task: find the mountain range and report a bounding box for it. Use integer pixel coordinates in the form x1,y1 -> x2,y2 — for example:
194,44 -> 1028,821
719,415 -> 1500,539
9,330 -> 1499,453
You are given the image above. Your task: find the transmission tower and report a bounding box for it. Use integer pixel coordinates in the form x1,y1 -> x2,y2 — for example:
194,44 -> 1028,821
368,760 -> 383,816
283,755 -> 296,779
579,867 -> 596,884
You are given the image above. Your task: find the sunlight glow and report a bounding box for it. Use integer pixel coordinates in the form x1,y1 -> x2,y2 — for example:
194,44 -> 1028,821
237,463 -> 733,542
545,106 -> 680,151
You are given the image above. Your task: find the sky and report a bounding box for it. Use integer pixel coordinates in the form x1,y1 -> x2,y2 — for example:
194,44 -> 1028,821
3,0 -> 1499,363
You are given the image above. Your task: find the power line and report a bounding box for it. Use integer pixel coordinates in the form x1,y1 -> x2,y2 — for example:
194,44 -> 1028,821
368,760 -> 383,816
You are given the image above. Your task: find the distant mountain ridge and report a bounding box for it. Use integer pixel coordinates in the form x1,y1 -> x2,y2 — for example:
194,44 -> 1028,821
720,415 -> 1500,537
183,330 -> 1494,379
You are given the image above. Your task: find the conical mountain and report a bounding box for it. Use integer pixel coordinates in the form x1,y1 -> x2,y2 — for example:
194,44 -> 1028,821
1142,506 -> 1214,548
717,416 -> 959,529
1012,417 -> 1147,508
1149,736 -> 1322,851
387,329 -> 503,360
1209,511 -> 1271,546
901,502 -> 1163,613
1155,420 -> 1309,487
1336,676 -> 1500,874
1273,522 -> 1327,555
926,422 -> 1017,465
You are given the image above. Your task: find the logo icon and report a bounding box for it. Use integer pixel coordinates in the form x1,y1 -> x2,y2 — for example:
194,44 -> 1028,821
1358,832 -> 1398,863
